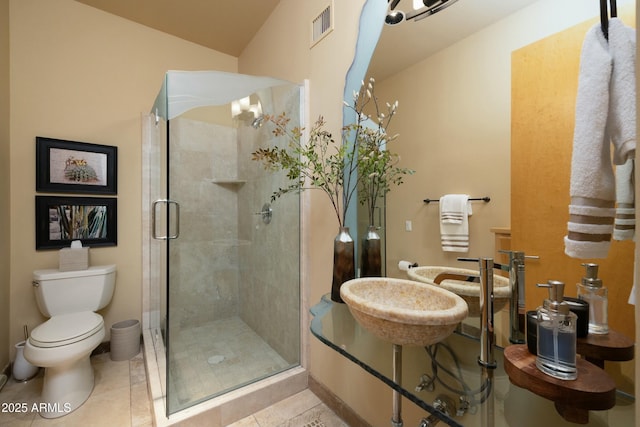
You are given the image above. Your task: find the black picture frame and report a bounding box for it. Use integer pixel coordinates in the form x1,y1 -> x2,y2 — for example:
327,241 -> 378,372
36,137 -> 117,194
36,196 -> 117,250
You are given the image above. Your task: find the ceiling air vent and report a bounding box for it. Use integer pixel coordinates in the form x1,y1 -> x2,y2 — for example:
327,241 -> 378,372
311,2 -> 333,48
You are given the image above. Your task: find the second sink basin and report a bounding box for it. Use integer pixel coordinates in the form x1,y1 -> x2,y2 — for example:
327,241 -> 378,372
406,266 -> 511,317
339,277 -> 468,346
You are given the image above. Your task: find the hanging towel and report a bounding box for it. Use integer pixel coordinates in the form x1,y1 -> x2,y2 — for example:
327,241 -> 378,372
564,23 -> 616,259
607,18 -> 636,165
440,194 -> 467,224
440,194 -> 471,252
614,158 -> 635,240
608,19 -> 636,242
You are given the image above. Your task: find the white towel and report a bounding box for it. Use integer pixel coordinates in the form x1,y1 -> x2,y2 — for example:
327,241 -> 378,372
607,18 -> 636,165
440,194 -> 471,252
564,23 -> 616,259
607,19 -> 638,305
608,19 -> 636,242
440,194 -> 466,224
614,158 -> 635,240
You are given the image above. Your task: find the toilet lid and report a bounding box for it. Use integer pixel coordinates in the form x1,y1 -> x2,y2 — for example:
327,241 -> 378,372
30,312 -> 103,348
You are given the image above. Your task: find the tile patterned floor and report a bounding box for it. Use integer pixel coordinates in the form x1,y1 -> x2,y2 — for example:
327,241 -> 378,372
0,351 -> 346,427
227,389 -> 348,427
0,352 -> 151,427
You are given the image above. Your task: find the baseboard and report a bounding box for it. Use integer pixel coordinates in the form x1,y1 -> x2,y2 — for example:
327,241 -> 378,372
308,375 -> 372,427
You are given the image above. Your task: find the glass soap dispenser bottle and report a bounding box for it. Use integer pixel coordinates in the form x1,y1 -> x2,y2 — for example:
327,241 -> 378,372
577,262 -> 609,335
536,280 -> 578,380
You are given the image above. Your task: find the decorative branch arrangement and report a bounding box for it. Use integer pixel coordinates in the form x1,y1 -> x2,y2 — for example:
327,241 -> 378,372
252,78 -> 414,228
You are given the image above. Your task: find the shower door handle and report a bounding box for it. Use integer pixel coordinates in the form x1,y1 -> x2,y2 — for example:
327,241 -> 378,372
152,199 -> 180,240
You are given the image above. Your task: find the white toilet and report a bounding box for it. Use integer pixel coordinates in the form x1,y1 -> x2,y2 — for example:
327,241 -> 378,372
24,264 -> 116,418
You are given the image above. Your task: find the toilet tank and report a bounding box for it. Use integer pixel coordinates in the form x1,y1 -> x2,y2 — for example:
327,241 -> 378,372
32,264 -> 116,317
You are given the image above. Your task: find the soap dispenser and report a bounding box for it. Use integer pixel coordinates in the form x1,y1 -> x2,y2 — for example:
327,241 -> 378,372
577,263 -> 608,335
536,280 -> 578,380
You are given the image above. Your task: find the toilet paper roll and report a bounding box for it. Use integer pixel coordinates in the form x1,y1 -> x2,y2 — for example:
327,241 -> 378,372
398,260 -> 417,271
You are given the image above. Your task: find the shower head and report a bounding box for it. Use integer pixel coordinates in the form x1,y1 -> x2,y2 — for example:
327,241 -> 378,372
251,115 -> 265,129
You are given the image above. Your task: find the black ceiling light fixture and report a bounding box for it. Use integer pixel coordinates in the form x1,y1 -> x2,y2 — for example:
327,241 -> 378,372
385,0 -> 405,25
385,0 -> 460,26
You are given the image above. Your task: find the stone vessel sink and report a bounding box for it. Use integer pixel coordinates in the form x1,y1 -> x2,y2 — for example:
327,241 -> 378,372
406,266 -> 511,317
339,277 -> 468,346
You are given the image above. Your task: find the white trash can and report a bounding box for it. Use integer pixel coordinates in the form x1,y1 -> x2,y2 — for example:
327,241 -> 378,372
110,319 -> 141,361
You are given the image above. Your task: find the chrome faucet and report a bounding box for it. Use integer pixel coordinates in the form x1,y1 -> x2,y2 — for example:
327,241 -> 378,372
440,253 -> 537,364
458,257 -> 497,368
477,258 -> 497,368
500,250 -> 539,344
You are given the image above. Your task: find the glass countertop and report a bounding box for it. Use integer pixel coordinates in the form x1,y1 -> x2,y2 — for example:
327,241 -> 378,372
310,295 -> 634,427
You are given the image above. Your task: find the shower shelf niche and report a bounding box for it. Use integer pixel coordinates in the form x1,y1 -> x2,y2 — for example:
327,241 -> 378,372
211,179 -> 246,186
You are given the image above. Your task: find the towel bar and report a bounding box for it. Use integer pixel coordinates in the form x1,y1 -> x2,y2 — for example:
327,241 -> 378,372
423,196 -> 491,204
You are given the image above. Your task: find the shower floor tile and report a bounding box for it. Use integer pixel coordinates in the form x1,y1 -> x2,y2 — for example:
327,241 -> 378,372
168,316 -> 292,410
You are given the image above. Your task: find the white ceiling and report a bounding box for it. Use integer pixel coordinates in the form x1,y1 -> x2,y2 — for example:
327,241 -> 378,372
74,0 -> 540,77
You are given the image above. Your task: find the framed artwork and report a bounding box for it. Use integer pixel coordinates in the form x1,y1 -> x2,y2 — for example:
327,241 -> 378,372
36,137 -> 117,194
35,196 -> 117,250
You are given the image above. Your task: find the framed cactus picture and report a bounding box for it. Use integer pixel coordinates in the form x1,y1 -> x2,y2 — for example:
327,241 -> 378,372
36,137 -> 117,194
35,196 -> 117,249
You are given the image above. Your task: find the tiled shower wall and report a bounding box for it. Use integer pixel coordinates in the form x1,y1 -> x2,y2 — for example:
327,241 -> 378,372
167,83 -> 300,364
237,85 -> 301,364
168,118 -> 241,330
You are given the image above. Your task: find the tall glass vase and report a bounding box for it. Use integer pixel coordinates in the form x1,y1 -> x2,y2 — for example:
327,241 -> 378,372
360,226 -> 381,277
332,227 -> 355,303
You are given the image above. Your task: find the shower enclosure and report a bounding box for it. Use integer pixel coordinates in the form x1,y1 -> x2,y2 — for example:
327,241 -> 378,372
142,71 -> 303,418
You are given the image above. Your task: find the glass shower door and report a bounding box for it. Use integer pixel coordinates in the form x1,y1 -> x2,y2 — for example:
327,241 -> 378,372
152,73 -> 301,414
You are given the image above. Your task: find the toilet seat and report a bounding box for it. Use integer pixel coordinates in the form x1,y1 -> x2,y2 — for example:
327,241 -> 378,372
30,312 -> 103,348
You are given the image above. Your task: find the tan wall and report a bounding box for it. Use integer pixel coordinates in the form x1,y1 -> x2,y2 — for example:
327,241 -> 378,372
1,0 -> 10,372
8,0 -> 237,357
